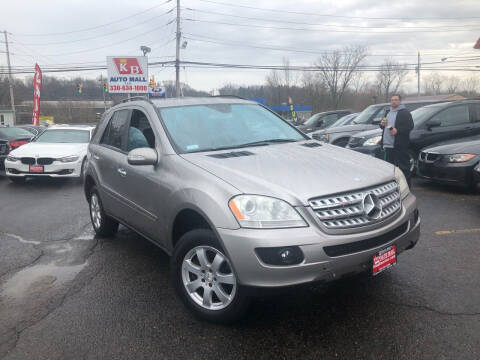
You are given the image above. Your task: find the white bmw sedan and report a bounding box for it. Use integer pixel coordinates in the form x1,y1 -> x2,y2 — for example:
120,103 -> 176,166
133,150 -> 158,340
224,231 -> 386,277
4,125 -> 95,183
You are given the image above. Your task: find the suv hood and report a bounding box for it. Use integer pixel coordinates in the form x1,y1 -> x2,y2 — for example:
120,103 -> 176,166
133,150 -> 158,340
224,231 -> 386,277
422,136 -> 480,155
181,142 -> 395,206
10,142 -> 88,158
352,128 -> 382,139
313,123 -> 377,136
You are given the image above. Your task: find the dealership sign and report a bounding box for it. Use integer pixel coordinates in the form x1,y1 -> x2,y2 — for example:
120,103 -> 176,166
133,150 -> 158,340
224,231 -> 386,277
106,56 -> 148,94
32,64 -> 42,126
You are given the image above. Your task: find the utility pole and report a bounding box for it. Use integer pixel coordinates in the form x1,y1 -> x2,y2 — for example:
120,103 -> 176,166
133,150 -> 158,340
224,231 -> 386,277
3,31 -> 16,125
99,74 -> 107,111
175,0 -> 181,97
417,51 -> 421,97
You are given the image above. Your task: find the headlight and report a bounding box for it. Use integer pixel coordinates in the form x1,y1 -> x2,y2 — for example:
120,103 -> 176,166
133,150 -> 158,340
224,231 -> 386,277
229,195 -> 307,229
395,167 -> 410,199
58,155 -> 80,163
6,155 -> 19,162
314,134 -> 329,142
363,135 -> 382,147
445,154 -> 476,163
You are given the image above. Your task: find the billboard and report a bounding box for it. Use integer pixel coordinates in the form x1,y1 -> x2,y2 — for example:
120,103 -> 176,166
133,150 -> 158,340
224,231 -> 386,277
107,56 -> 148,94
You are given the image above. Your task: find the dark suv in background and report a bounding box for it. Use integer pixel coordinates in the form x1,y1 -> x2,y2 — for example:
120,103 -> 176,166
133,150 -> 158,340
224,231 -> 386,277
347,100 -> 480,173
296,110 -> 352,134
311,100 -> 445,147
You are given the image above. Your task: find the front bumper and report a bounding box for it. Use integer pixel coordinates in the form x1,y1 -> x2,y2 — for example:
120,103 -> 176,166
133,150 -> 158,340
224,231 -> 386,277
417,158 -> 477,187
217,193 -> 419,288
4,159 -> 83,178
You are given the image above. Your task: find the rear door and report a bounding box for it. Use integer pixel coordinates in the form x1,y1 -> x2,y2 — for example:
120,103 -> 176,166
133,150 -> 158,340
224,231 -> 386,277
92,109 -> 131,218
416,104 -> 471,150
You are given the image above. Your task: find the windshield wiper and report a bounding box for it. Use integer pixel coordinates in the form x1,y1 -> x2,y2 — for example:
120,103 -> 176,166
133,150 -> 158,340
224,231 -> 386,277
239,138 -> 299,147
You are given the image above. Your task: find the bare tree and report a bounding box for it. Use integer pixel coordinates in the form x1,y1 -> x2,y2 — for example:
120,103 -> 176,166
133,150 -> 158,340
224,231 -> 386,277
444,75 -> 461,93
423,73 -> 444,95
376,59 -> 409,102
315,46 -> 368,109
461,76 -> 479,95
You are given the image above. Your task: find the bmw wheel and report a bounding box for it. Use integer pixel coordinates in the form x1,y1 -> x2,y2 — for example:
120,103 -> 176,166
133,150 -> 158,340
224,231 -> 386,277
171,229 -> 250,323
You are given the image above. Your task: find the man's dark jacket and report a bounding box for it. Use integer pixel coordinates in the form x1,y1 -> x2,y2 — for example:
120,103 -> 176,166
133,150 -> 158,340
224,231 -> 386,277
379,108 -> 414,153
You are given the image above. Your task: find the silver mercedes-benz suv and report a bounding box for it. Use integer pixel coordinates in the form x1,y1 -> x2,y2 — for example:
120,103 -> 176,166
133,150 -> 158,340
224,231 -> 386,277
84,96 -> 420,323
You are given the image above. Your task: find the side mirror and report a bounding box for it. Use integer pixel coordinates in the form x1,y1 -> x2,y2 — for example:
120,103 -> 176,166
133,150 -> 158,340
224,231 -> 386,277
426,119 -> 441,129
127,147 -> 158,166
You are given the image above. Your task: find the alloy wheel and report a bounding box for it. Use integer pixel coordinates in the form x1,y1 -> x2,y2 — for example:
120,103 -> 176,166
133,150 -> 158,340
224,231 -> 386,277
90,193 -> 102,230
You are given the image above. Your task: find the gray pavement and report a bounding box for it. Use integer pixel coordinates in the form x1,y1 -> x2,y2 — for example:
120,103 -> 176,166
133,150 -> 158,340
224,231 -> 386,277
0,174 -> 479,359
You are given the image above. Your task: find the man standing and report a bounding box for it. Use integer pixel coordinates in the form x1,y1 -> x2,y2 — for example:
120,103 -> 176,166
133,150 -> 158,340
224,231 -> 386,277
380,94 -> 414,187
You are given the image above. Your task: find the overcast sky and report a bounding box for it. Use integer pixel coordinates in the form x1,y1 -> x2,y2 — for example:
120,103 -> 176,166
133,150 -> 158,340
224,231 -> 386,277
2,0 -> 480,92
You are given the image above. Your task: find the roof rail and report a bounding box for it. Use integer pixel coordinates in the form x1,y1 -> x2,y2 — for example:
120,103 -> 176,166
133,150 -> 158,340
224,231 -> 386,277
120,96 -> 154,104
210,94 -> 249,100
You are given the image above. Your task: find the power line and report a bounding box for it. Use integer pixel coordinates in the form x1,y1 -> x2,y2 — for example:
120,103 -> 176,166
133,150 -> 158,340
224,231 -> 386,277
196,0 -> 480,21
14,8 -> 176,46
13,0 -> 173,37
185,7 -> 480,30
184,18 -> 477,33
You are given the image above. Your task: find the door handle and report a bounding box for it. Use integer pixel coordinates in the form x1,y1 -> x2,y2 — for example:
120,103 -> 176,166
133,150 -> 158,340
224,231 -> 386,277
117,168 -> 127,177
92,154 -> 100,160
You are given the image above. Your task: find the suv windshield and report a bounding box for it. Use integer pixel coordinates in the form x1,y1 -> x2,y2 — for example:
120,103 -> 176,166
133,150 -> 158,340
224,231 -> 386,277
35,129 -> 90,143
353,105 -> 383,124
160,104 -> 305,153
412,105 -> 444,128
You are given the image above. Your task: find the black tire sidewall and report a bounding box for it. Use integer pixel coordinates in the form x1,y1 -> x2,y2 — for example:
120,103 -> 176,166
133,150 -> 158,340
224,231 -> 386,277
171,229 -> 250,323
88,186 -> 118,236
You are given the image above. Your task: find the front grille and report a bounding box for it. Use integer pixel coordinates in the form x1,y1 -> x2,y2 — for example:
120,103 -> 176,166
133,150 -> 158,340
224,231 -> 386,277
420,152 -> 440,162
20,157 -> 36,165
347,137 -> 363,148
37,157 -> 54,165
309,181 -> 401,229
323,221 -> 408,257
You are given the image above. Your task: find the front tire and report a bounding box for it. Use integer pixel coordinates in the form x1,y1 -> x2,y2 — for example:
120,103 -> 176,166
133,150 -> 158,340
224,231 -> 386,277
88,186 -> 119,236
171,229 -> 251,323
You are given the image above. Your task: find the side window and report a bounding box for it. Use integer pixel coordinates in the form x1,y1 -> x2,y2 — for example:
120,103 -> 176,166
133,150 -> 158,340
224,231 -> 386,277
322,114 -> 338,126
372,107 -> 388,122
470,104 -> 480,123
431,105 -> 469,127
100,109 -> 130,151
127,109 -> 156,152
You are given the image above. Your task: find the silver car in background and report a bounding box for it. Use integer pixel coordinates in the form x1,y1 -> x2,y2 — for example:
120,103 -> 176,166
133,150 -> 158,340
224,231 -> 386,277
84,97 -> 420,323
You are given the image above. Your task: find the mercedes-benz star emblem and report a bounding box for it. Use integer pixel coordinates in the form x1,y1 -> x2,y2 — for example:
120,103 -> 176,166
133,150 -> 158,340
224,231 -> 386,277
362,192 -> 382,220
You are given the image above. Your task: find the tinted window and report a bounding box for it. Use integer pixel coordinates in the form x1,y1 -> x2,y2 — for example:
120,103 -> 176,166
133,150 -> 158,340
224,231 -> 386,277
0,127 -> 33,138
160,104 -> 305,153
431,105 -> 469,127
322,114 -> 338,126
354,105 -> 383,124
303,113 -> 322,126
470,103 -> 480,122
127,109 -> 155,151
35,129 -> 90,143
100,110 -> 129,151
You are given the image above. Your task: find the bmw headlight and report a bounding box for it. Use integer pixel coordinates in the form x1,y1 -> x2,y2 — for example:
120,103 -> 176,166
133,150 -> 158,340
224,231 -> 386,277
58,155 -> 79,163
395,167 -> 410,199
363,135 -> 382,147
6,155 -> 19,162
445,154 -> 476,163
229,195 -> 307,229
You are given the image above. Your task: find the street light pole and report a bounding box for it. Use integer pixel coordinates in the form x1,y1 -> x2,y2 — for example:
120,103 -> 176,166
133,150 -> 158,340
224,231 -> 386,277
175,0 -> 181,97
3,31 -> 16,125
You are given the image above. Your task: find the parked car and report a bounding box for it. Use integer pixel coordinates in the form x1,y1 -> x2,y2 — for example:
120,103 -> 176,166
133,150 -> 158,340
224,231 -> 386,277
312,100 -> 447,147
417,136 -> 480,189
4,125 -> 95,182
16,125 -> 47,136
84,96 -> 419,323
328,112 -> 359,129
0,127 -> 34,169
347,100 -> 480,173
297,110 -> 352,133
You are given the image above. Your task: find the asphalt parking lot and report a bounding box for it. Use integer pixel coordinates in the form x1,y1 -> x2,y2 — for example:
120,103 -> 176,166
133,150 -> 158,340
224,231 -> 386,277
0,174 -> 479,360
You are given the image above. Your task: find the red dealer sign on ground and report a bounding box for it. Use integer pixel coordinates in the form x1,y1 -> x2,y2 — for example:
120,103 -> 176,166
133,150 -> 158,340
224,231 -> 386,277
107,56 -> 148,94
32,63 -> 42,126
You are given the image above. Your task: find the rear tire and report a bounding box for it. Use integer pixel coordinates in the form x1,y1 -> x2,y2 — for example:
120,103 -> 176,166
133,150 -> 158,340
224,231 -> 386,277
8,177 -> 25,184
171,229 -> 251,323
88,186 -> 119,237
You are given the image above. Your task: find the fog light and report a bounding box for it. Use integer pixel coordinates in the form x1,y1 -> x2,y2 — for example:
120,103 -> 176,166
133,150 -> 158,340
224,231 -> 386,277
255,246 -> 304,266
